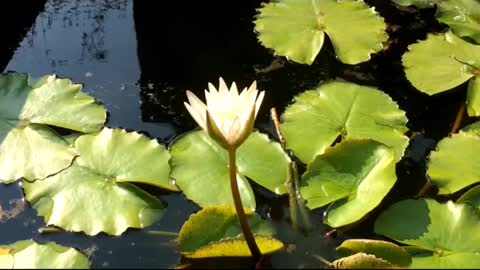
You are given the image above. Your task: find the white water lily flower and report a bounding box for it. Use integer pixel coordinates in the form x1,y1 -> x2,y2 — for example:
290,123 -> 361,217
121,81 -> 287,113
184,77 -> 265,150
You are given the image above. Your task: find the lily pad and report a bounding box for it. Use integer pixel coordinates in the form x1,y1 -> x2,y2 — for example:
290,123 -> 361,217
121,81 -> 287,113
336,239 -> 411,267
22,128 -> 174,236
254,0 -> 387,65
170,130 -> 290,209
457,184 -> 480,207
0,73 -> 106,182
280,81 -> 408,164
0,240 -> 89,269
178,206 -> 284,258
436,0 -> 480,44
331,252 -> 398,269
300,139 -> 397,228
375,198 -> 480,268
402,31 -> 480,109
427,127 -> 480,194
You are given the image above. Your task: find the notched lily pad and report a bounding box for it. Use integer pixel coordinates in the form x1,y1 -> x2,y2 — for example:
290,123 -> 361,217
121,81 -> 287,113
254,0 -> 387,64
0,73 -> 106,182
280,81 -> 408,164
178,206 -> 284,258
0,240 -> 89,269
170,130 -> 290,209
375,198 -> 480,268
300,139 -> 397,227
402,31 -> 480,116
22,128 -> 173,236
427,125 -> 480,194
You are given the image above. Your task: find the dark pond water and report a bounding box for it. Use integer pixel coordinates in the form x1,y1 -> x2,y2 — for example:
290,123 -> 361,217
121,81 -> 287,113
0,0 -> 472,268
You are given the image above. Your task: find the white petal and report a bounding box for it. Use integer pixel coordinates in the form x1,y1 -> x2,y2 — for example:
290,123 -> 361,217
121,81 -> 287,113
186,90 -> 207,111
254,90 -> 265,117
184,102 -> 207,131
230,81 -> 239,96
218,77 -> 228,95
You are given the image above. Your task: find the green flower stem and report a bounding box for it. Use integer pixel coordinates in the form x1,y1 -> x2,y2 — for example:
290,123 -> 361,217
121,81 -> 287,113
228,148 -> 262,260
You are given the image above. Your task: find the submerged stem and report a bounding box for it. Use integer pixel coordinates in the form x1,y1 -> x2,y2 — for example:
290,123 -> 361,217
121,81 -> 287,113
228,148 -> 262,260
451,102 -> 465,134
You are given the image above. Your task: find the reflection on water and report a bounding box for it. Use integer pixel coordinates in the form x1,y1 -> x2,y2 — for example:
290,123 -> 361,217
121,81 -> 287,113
2,0 -> 338,268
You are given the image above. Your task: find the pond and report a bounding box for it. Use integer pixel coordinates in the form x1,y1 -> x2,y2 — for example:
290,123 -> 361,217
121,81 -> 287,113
0,0 -> 474,268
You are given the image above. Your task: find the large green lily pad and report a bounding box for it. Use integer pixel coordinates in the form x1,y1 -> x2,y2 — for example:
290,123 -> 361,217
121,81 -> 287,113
427,126 -> 480,195
300,139 -> 397,228
0,73 -> 106,182
403,31 -> 480,115
0,240 -> 89,269
280,81 -> 408,164
170,130 -> 290,209
22,128 -> 174,236
331,252 -> 398,269
375,199 -> 480,268
178,206 -> 284,258
254,0 -> 387,65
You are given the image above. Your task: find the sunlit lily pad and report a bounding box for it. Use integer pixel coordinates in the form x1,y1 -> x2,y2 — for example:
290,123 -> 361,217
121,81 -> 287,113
22,128 -> 174,236
254,0 -> 387,64
336,239 -> 411,267
427,126 -> 480,194
403,31 -> 480,115
178,206 -> 284,258
0,240 -> 89,269
375,198 -> 480,268
300,139 -> 396,227
332,252 -> 398,269
0,73 -> 106,182
280,81 -> 408,164
170,130 -> 290,209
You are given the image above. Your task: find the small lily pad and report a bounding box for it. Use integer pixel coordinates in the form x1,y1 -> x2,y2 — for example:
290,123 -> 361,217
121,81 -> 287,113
375,198 -> 480,268
300,139 -> 397,227
254,0 -> 387,64
280,81 -> 408,164
427,127 -> 480,194
0,73 -> 106,182
0,240 -> 89,269
402,31 -> 480,108
178,206 -> 284,258
22,128 -> 173,236
170,130 -> 290,209
332,252 -> 398,269
336,239 -> 411,267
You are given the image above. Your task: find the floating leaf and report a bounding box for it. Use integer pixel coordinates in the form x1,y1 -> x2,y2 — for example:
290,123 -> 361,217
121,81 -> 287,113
375,199 -> 480,268
336,239 -> 411,267
23,128 -> 173,236
0,240 -> 89,269
436,0 -> 480,44
332,252 -> 397,269
402,31 -> 480,103
0,73 -> 106,182
170,130 -> 290,209
427,128 -> 480,194
457,185 -> 480,207
254,0 -> 387,64
178,206 -> 284,258
280,81 -> 408,164
300,139 -> 396,227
